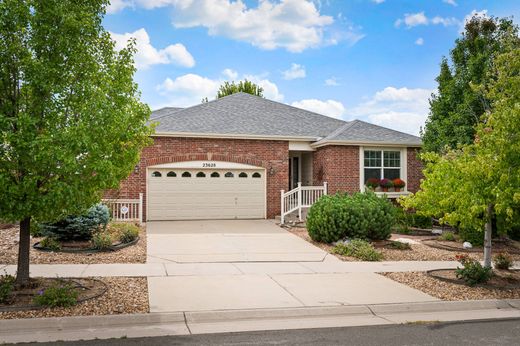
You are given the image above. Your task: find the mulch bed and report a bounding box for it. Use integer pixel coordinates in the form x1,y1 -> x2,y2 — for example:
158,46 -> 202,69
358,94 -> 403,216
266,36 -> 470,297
0,226 -> 147,264
422,239 -> 520,254
428,269 -> 520,289
288,227 -> 520,262
0,277 -> 148,319
0,277 -> 107,312
383,271 -> 520,301
33,236 -> 139,253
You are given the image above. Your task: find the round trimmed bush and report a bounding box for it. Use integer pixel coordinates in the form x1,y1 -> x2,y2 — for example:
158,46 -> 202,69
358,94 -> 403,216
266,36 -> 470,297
306,192 -> 396,243
40,203 -> 110,241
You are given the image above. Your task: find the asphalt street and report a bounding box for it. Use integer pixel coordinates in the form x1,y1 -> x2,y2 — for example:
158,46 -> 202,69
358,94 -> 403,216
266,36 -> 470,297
16,318 -> 520,346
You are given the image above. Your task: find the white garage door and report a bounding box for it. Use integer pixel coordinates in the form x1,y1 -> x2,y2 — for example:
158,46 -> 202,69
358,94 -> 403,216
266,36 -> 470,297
147,162 -> 266,221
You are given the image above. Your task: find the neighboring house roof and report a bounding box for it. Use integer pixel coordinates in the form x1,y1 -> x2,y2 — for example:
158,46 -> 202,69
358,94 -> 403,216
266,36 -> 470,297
151,92 -> 422,146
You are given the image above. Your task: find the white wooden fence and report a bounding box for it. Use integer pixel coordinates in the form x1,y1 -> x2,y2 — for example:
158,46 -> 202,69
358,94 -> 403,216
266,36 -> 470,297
280,182 -> 327,224
102,193 -> 143,224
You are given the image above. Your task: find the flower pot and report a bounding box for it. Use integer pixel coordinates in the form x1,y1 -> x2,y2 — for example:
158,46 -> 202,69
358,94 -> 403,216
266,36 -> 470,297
395,187 -> 401,192
382,187 -> 388,192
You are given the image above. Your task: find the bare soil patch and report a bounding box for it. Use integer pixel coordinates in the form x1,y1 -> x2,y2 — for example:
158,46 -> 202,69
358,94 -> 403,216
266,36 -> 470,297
0,225 -> 146,264
0,277 -> 148,319
288,227 -> 520,262
383,271 -> 520,301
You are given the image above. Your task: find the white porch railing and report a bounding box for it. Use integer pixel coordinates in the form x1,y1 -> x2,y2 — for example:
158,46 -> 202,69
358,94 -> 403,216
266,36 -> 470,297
102,193 -> 143,224
280,182 -> 327,224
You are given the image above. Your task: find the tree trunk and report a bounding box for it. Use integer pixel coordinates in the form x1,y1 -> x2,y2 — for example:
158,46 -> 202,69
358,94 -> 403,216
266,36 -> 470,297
15,217 -> 31,286
483,204 -> 493,268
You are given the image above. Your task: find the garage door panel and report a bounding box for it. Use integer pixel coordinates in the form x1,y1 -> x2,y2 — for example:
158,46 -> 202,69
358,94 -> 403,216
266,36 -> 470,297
147,167 -> 266,221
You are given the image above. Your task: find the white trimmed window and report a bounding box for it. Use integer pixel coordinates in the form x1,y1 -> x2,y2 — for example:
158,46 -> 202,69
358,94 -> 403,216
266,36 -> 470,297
363,149 -> 401,183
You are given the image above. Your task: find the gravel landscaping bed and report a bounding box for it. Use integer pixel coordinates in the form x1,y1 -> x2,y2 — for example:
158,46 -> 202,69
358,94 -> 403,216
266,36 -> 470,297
0,277 -> 148,319
382,271 -> 520,301
0,225 -> 147,264
288,227 -> 520,262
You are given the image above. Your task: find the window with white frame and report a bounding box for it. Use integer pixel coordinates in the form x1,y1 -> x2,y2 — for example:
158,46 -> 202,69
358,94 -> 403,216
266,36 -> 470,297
363,149 -> 401,183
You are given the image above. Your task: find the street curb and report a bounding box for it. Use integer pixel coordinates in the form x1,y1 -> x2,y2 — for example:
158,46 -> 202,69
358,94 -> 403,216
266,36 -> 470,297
1,299 -> 520,343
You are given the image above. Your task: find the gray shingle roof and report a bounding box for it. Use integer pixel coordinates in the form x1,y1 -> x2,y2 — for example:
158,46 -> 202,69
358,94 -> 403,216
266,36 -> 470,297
150,107 -> 184,119
315,120 -> 422,146
151,92 -> 422,146
152,92 -> 346,139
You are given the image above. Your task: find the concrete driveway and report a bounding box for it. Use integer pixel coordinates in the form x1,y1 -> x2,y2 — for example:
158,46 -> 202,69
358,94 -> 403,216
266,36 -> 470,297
147,220 -> 327,263
145,220 -> 437,313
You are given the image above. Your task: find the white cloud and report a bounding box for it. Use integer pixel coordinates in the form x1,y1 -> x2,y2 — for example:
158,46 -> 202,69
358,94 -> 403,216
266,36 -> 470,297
324,77 -> 340,86
108,0 -> 362,52
443,0 -> 457,6
244,75 -> 284,101
110,28 -> 195,69
156,71 -> 283,106
415,37 -> 424,45
395,12 -> 459,28
282,63 -> 306,80
349,87 -> 433,135
157,73 -> 220,106
222,68 -> 238,80
291,99 -> 345,119
395,12 -> 428,28
106,0 -> 133,14
372,0 -> 385,4
431,16 -> 459,27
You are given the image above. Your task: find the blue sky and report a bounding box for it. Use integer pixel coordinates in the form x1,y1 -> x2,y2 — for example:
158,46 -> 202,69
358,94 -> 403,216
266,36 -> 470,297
104,0 -> 520,135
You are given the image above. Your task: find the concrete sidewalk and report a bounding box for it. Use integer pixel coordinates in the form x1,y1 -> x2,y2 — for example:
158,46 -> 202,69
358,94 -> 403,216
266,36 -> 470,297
2,299 -> 519,344
0,260 -> 465,277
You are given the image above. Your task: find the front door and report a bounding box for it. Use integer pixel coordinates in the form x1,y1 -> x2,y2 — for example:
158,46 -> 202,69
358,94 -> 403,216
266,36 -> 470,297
289,156 -> 299,190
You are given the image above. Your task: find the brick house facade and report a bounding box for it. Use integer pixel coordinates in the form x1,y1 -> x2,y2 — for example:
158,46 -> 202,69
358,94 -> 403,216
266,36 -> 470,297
108,93 -> 424,221
111,136 -> 423,220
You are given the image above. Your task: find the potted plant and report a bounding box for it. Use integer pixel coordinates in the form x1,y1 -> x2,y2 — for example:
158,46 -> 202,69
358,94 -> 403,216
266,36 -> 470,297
365,178 -> 380,191
393,178 -> 405,192
379,178 -> 393,192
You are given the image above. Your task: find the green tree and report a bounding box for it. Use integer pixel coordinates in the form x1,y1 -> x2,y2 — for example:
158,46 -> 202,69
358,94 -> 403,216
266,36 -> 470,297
402,48 -> 520,267
216,79 -> 264,98
422,15 -> 519,153
0,0 -> 152,285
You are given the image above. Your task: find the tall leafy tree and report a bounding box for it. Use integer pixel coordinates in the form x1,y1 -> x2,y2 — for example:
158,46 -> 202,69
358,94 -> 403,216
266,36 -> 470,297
0,0 -> 152,285
216,80 -> 264,98
422,15 -> 519,153
402,48 -> 520,267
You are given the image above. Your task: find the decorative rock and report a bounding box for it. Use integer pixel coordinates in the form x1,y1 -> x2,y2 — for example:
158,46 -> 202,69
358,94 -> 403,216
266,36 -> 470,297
393,238 -> 419,245
463,241 -> 473,249
431,229 -> 443,235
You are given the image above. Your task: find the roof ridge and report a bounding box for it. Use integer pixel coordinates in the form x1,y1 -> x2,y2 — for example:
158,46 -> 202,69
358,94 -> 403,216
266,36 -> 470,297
232,92 -> 349,124
322,120 -> 356,140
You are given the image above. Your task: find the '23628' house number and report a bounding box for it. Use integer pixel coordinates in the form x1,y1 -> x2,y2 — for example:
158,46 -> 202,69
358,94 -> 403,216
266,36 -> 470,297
202,162 -> 216,168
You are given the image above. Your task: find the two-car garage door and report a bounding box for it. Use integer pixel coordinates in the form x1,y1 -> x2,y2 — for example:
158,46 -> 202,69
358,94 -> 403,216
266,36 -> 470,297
147,162 -> 266,221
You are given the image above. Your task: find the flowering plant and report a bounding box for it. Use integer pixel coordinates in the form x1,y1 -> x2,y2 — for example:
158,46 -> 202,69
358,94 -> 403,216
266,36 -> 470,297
393,178 -> 406,188
366,178 -> 380,189
379,178 -> 394,188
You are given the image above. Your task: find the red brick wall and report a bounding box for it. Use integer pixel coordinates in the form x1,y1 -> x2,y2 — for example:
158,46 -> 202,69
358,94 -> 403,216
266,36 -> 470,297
109,136 -> 289,220
407,147 -> 423,193
312,145 -> 360,194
